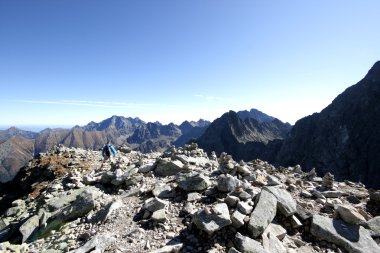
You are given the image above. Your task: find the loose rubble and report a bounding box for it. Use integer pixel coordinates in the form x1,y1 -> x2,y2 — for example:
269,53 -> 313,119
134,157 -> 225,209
0,143 -> 379,253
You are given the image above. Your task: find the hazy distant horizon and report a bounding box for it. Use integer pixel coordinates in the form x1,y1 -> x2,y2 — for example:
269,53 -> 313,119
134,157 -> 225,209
0,125 -> 75,132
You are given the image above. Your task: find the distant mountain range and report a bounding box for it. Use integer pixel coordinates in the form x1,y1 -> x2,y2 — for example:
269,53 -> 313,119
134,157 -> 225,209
2,61 -> 380,188
0,117 -> 211,183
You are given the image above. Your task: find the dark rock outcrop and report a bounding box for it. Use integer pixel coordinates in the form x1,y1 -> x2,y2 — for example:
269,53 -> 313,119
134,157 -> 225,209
277,61 -> 380,188
196,110 -> 291,162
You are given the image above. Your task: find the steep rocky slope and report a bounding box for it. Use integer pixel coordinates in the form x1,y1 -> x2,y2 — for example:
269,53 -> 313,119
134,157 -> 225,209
0,137 -> 34,183
197,111 -> 291,162
1,144 -> 380,252
277,61 -> 380,189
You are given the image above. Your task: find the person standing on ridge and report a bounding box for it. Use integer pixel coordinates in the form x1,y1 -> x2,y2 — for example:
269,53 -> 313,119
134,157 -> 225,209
102,140 -> 117,162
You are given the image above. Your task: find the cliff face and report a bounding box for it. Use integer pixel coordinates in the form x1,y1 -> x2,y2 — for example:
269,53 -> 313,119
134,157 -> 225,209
277,61 -> 380,188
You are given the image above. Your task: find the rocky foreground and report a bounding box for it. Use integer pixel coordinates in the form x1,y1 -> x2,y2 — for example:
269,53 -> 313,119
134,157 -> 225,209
1,144 -> 380,253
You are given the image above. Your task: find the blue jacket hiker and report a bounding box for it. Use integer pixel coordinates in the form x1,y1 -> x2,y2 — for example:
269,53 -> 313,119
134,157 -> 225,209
102,142 -> 117,162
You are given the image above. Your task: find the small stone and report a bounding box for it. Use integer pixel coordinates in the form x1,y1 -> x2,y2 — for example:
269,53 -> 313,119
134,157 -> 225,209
237,201 -> 253,215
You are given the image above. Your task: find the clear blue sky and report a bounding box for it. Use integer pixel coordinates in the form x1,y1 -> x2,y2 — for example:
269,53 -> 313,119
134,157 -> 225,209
1,0 -> 379,128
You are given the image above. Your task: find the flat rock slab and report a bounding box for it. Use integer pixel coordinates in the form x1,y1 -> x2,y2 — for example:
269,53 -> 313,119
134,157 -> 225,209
192,203 -> 231,235
263,186 -> 296,217
248,189 -> 277,238
310,214 -> 380,253
177,173 -> 211,192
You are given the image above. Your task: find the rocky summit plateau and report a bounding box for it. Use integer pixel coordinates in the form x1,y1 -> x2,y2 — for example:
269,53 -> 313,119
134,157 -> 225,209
1,143 -> 380,253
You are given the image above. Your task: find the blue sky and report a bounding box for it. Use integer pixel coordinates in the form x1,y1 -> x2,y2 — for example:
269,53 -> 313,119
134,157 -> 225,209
1,0 -> 379,128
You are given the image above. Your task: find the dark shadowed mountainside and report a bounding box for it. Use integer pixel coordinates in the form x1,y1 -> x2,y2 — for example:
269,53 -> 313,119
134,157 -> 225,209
277,61 -> 380,188
196,110 -> 291,162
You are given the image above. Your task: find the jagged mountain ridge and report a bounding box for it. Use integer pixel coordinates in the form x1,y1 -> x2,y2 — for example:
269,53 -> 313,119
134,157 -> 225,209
276,61 -> 380,188
0,127 -> 38,140
0,117 -> 211,183
196,110 -> 291,162
237,108 -> 276,123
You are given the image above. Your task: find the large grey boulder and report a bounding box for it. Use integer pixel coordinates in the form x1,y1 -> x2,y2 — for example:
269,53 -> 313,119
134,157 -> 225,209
192,203 -> 231,235
39,187 -> 99,237
234,232 -> 268,253
155,159 -> 187,176
177,172 -> 211,192
248,190 -> 277,238
46,186 -> 99,212
263,186 -> 296,217
310,214 -> 380,253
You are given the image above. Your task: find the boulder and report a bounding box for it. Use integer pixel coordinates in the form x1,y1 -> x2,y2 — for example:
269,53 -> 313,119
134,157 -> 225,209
310,214 -> 380,253
248,190 -> 277,238
263,186 -> 296,217
155,159 -> 187,176
234,232 -> 268,253
177,173 -> 211,192
192,203 -> 231,235
217,174 -> 240,192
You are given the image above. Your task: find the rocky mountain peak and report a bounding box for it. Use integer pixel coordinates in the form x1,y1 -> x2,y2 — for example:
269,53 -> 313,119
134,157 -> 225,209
237,108 -> 276,123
